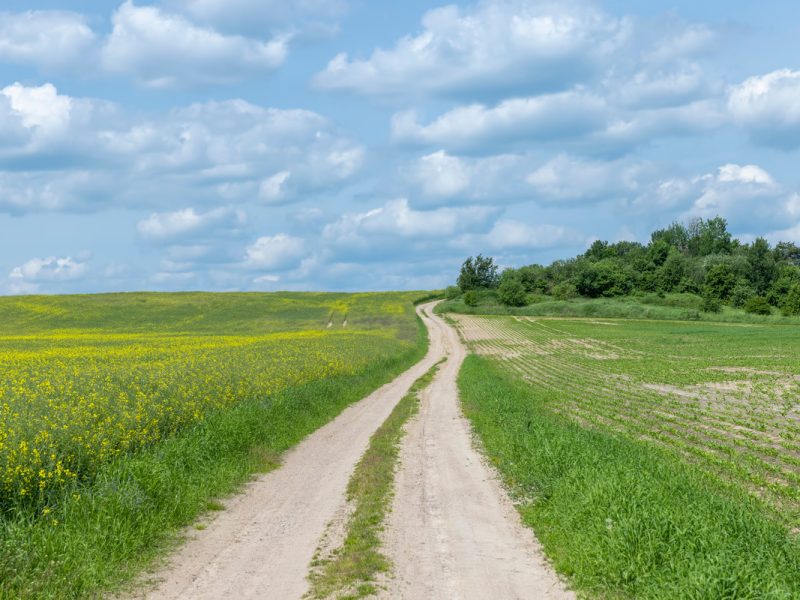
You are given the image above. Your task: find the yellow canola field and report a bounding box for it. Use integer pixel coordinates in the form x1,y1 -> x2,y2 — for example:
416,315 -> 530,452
0,329 -> 401,504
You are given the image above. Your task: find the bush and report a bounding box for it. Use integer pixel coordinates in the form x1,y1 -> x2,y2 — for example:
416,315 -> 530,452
704,263 -> 736,300
700,294 -> 722,313
444,285 -> 461,300
463,290 -> 479,307
781,283 -> 800,316
527,293 -> 548,304
498,278 -> 528,307
744,296 -> 772,315
729,281 -> 755,308
676,277 -> 700,294
575,260 -> 632,298
551,282 -> 578,300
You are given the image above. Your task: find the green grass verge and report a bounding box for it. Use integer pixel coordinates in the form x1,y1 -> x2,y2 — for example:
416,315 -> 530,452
0,319 -> 429,600
458,355 -> 800,599
307,360 -> 444,599
438,294 -> 800,325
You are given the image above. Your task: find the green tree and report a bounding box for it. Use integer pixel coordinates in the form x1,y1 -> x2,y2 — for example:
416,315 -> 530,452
575,260 -> 632,298
781,283 -> 800,316
747,237 -> 777,295
704,263 -> 736,300
584,240 -> 613,261
457,255 -> 499,291
610,241 -> 646,260
657,249 -> 689,291
651,221 -> 690,252
517,264 -> 547,293
647,240 -> 671,267
774,241 -> 800,266
498,277 -> 528,307
767,265 -> 800,306
688,217 -> 732,257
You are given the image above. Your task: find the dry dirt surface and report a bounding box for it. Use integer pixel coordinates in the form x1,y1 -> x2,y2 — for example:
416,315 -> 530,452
138,303 -> 570,600
380,311 -> 573,600
137,303 -> 444,600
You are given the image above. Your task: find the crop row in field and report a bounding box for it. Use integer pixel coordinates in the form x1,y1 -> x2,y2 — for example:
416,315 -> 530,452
457,354 -> 800,598
453,315 -> 800,526
0,292 -> 422,511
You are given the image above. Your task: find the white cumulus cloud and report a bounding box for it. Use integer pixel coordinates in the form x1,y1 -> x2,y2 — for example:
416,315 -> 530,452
454,219 -> 586,251
9,255 -> 88,284
164,0 -> 348,35
392,91 -> 607,151
729,69 -> 800,149
408,150 -> 531,205
244,234 -> 308,271
526,154 -> 641,203
325,198 -> 498,241
315,0 -> 627,99
1,82 -> 72,132
137,206 -> 246,243
102,1 -> 289,87
0,92 -> 363,214
0,10 -> 96,68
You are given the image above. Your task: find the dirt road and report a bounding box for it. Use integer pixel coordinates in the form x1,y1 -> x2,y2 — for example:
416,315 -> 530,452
140,304 -> 444,600
381,310 -> 573,599
141,303 -> 570,599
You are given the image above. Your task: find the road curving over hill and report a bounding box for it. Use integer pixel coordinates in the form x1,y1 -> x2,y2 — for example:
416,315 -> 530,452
139,302 -> 571,599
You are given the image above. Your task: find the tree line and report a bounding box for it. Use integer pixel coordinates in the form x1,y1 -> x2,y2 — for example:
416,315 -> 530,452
450,217 -> 800,316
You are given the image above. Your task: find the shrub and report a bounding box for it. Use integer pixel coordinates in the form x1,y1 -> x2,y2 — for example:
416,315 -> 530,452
781,283 -> 800,316
498,278 -> 528,307
657,250 -> 689,291
676,277 -> 700,294
729,281 -> 755,308
551,282 -> 578,300
527,293 -> 548,304
744,296 -> 772,315
704,263 -> 736,300
574,260 -> 632,298
517,264 -> 547,293
444,285 -> 461,300
463,290 -> 479,307
700,293 -> 722,313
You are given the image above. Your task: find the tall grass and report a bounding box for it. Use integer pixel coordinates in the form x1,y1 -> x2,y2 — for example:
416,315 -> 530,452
458,355 -> 800,598
439,294 -> 800,325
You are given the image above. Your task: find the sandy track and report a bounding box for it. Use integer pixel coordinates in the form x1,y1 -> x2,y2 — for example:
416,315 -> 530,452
381,310 -> 573,599
139,303 -> 444,600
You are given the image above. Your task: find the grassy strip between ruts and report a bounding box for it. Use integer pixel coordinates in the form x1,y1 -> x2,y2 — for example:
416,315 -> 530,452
458,354 -> 800,599
0,315 -> 429,600
307,359 -> 445,599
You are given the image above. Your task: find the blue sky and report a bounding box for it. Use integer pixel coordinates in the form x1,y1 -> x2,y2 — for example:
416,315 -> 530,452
1,0 -> 799,294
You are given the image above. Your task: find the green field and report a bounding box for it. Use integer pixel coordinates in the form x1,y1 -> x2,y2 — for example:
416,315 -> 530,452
0,292 -> 427,598
454,313 -> 800,597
